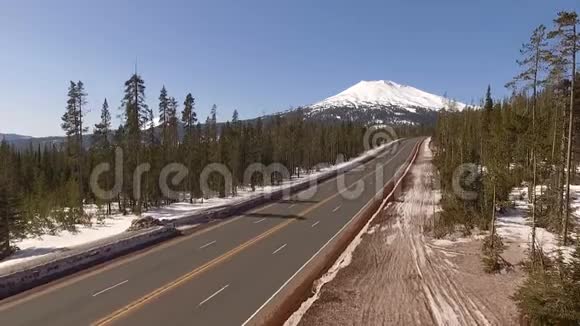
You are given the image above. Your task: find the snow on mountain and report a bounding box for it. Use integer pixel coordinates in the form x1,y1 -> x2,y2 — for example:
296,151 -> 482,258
304,80 -> 467,125
310,80 -> 467,113
141,116 -> 162,130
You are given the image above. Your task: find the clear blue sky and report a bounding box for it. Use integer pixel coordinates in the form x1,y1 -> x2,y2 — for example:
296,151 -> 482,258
1,0 -> 578,137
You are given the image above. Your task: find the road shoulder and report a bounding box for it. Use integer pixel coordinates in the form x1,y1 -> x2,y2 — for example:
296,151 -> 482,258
292,139 -> 525,325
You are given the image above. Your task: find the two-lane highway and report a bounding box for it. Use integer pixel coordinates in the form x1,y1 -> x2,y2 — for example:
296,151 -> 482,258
0,138 -> 421,326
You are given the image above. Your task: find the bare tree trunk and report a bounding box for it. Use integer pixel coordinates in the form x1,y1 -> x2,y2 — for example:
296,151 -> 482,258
79,118 -> 84,215
531,150 -> 537,257
530,52 -> 539,258
490,184 -> 497,250
558,100 -> 568,223
552,102 -> 558,162
563,25 -> 576,246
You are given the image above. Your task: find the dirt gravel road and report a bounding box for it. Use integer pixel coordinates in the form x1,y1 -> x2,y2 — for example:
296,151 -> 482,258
294,140 -> 522,326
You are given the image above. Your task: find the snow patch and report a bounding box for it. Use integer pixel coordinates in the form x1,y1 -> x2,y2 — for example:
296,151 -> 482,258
2,214 -> 134,268
432,237 -> 474,247
497,186 -> 578,260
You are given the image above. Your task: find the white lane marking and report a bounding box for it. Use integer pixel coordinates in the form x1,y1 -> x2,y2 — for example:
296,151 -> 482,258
253,218 -> 266,224
272,244 -> 287,255
241,139 -> 420,326
311,221 -> 320,228
92,280 -> 129,297
332,205 -> 341,212
289,204 -> 296,208
199,240 -> 217,249
199,284 -> 229,306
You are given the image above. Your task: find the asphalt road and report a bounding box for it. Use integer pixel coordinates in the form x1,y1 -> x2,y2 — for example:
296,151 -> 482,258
0,138 -> 420,326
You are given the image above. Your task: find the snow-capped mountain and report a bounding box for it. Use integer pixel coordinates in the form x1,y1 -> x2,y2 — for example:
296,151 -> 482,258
306,80 -> 467,125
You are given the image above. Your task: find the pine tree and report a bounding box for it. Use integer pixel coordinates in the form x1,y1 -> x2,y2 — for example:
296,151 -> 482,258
60,81 -> 88,216
75,81 -> 88,212
143,103 -> 157,209
219,121 -> 232,197
93,98 -> 111,150
210,105 -> 217,132
230,110 -> 241,194
158,86 -> 169,146
182,93 -> 197,143
484,85 -> 493,109
510,24 -> 551,259
93,99 -> 112,214
167,96 -> 179,149
194,122 -> 204,199
61,81 -> 78,139
208,104 -> 219,162
113,124 -> 126,213
122,73 -> 148,131
121,73 -> 148,214
182,93 -> 198,202
0,140 -> 24,259
549,11 -> 579,245
142,91 -> 156,148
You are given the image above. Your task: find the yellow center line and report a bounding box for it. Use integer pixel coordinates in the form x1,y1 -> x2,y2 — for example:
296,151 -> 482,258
0,141 -> 401,312
93,141 -> 413,325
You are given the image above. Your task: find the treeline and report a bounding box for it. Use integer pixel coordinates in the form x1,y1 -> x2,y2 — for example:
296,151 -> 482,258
0,72 -> 406,259
433,11 -> 580,324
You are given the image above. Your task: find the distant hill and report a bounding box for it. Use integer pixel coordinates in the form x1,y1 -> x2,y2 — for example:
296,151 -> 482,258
0,133 -> 33,142
1,134 -> 69,150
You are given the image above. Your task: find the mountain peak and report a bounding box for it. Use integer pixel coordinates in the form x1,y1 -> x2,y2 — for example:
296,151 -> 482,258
310,80 -> 466,112
359,80 -> 402,87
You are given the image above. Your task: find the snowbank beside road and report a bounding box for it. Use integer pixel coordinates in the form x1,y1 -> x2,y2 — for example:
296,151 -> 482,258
1,215 -> 134,268
142,169 -> 337,222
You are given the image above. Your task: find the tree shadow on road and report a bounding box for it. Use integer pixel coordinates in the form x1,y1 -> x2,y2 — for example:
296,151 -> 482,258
243,212 -> 306,220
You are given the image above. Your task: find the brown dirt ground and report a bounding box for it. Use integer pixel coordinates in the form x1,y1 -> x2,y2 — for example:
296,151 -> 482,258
297,142 -> 525,326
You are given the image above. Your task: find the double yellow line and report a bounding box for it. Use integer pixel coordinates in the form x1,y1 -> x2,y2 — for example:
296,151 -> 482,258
93,218 -> 293,325
93,140 -> 413,325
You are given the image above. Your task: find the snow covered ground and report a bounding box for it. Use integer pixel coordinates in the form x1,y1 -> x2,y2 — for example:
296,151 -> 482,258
496,185 -> 580,260
0,141 -> 396,269
0,214 -> 135,269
